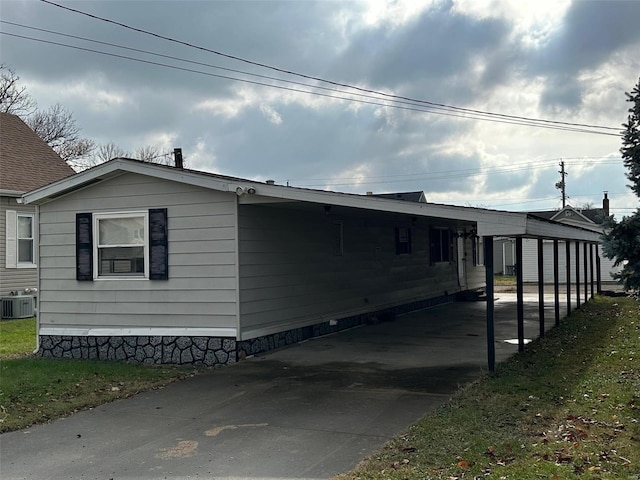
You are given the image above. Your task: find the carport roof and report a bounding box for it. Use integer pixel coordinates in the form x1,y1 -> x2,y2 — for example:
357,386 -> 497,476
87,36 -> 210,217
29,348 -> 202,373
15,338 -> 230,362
22,158 -> 601,243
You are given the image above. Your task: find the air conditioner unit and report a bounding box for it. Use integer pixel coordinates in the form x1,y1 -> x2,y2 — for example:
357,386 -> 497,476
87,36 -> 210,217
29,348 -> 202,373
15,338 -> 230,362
1,296 -> 35,319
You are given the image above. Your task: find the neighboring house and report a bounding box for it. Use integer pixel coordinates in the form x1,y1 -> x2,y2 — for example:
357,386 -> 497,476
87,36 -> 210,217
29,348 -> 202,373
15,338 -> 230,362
493,194 -> 619,282
0,112 -> 75,300
23,158 -> 601,366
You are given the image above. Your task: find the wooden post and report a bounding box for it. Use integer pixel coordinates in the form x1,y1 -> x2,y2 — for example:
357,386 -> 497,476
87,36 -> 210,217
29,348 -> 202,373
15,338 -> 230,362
553,240 -> 560,327
484,236 -> 495,372
516,237 -> 524,352
537,238 -> 545,337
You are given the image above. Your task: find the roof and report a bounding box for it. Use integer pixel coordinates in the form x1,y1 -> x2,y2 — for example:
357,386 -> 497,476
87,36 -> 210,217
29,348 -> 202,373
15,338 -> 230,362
529,206 -> 607,225
0,112 -> 75,194
371,191 -> 427,203
22,157 -> 602,243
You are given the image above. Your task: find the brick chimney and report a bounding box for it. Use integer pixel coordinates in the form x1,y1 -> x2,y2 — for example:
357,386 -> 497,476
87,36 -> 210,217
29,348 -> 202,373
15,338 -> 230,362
603,191 -> 609,217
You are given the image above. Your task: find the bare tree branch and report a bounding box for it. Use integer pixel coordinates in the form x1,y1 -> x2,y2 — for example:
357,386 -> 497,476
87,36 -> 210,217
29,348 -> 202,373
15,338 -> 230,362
26,104 -> 95,162
0,64 -> 36,116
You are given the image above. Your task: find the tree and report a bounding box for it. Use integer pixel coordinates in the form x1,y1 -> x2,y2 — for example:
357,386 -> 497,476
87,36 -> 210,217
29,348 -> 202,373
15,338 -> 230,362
1,64 -> 173,170
602,77 -> 640,292
0,64 -> 35,116
95,142 -> 129,163
27,104 -> 95,164
0,64 -> 94,165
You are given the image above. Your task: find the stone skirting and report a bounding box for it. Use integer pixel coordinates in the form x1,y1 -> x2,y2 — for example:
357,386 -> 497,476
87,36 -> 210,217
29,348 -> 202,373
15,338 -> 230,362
38,335 -> 237,366
38,293 -> 461,365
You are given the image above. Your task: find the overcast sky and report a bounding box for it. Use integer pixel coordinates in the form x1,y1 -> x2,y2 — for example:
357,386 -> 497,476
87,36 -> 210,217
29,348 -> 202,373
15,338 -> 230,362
1,0 -> 639,216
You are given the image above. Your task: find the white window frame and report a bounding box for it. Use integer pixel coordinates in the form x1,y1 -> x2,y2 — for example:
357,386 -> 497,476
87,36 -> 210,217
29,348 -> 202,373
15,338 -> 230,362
5,210 -> 36,269
17,213 -> 35,267
93,211 -> 149,280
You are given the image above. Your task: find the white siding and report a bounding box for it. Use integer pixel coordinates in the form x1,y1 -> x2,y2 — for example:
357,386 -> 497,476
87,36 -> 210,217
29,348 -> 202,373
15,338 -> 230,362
36,173 -> 238,333
521,239 -> 609,283
0,196 -> 38,297
237,203 -> 483,339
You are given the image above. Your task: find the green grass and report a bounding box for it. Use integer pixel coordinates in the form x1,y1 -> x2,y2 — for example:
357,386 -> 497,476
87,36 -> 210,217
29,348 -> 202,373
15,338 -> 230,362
0,317 -> 37,358
337,295 -> 640,479
0,318 -> 195,433
494,274 -> 517,286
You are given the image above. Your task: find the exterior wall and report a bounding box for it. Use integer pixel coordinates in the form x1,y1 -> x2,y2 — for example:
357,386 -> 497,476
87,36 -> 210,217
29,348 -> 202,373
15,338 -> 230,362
36,173 -> 238,335
237,203 -> 484,339
493,238 -> 516,275
520,239 -> 616,283
0,195 -> 38,297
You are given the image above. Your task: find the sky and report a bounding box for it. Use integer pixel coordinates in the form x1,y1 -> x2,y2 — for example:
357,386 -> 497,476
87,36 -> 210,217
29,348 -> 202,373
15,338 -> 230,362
1,0 -> 639,217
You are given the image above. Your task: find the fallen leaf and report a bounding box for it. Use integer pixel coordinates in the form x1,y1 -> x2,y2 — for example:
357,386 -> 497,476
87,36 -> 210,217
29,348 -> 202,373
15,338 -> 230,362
457,460 -> 470,469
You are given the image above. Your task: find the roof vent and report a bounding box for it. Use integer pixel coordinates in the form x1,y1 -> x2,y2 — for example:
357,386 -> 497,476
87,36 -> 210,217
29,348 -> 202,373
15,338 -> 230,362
266,179 -> 275,185
366,191 -> 373,196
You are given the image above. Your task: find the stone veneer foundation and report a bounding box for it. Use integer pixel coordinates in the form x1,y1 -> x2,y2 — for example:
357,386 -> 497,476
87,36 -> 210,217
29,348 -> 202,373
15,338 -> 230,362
38,293 -> 462,365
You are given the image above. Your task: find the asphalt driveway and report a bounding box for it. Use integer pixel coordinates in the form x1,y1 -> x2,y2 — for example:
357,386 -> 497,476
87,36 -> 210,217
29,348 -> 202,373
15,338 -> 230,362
0,292 -> 571,480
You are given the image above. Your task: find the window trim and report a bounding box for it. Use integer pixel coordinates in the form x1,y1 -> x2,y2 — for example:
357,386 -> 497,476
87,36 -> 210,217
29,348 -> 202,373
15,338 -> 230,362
93,211 -> 149,280
395,227 -> 412,255
430,226 -> 452,264
16,213 -> 36,268
5,210 -> 37,269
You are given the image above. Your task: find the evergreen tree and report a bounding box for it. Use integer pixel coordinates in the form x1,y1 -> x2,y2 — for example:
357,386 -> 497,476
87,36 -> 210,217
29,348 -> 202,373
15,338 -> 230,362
602,78 -> 640,292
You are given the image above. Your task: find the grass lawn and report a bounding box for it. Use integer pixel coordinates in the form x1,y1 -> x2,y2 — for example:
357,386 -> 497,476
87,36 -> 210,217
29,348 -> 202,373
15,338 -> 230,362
493,274 -> 517,286
0,318 -> 195,433
0,317 -> 37,358
337,295 -> 640,480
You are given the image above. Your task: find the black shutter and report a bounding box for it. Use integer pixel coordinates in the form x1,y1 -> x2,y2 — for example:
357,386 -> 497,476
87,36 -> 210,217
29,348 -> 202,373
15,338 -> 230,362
149,208 -> 168,280
76,213 -> 93,281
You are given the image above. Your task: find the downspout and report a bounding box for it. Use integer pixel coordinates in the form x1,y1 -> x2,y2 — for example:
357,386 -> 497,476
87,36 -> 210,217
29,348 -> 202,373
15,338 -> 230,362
34,203 -> 40,354
234,195 -> 241,342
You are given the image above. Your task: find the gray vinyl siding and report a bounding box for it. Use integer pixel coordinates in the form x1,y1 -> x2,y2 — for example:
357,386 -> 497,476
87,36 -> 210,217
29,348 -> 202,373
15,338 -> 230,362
0,196 -> 38,297
237,203 -> 483,339
36,173 -> 238,332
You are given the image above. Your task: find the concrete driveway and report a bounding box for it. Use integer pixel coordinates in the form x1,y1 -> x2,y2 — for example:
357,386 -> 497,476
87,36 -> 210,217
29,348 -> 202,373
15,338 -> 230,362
0,292 -> 571,480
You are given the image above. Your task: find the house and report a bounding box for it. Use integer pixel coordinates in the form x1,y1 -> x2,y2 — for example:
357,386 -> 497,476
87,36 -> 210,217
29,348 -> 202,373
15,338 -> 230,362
22,157 -> 601,367
0,112 -> 75,304
493,194 -> 619,283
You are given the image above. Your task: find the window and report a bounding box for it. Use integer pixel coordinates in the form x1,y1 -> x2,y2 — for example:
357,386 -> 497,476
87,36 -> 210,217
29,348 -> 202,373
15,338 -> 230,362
395,227 -> 412,255
17,214 -> 34,265
95,212 -> 148,277
5,210 -> 36,268
75,209 -> 168,281
430,227 -> 451,263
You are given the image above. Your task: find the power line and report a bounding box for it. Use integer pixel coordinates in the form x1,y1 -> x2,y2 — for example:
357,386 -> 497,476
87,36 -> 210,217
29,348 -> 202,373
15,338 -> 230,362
37,0 -> 620,134
1,30 -> 620,136
288,158 -> 623,186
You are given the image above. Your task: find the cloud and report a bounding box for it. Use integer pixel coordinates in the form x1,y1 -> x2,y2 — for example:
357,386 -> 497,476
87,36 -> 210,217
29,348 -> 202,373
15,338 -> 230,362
0,0 -> 638,216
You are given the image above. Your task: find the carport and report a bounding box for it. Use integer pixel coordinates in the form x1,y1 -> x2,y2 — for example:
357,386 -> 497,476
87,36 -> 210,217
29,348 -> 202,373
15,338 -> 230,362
22,157 -> 604,369
481,215 -> 602,371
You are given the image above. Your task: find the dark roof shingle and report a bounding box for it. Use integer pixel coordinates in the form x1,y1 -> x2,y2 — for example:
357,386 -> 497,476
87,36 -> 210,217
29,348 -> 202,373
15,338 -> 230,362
0,112 -> 75,193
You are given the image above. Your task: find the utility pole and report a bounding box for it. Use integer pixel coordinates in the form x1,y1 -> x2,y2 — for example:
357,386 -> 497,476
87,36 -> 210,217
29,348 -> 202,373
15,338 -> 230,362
555,160 -> 567,208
